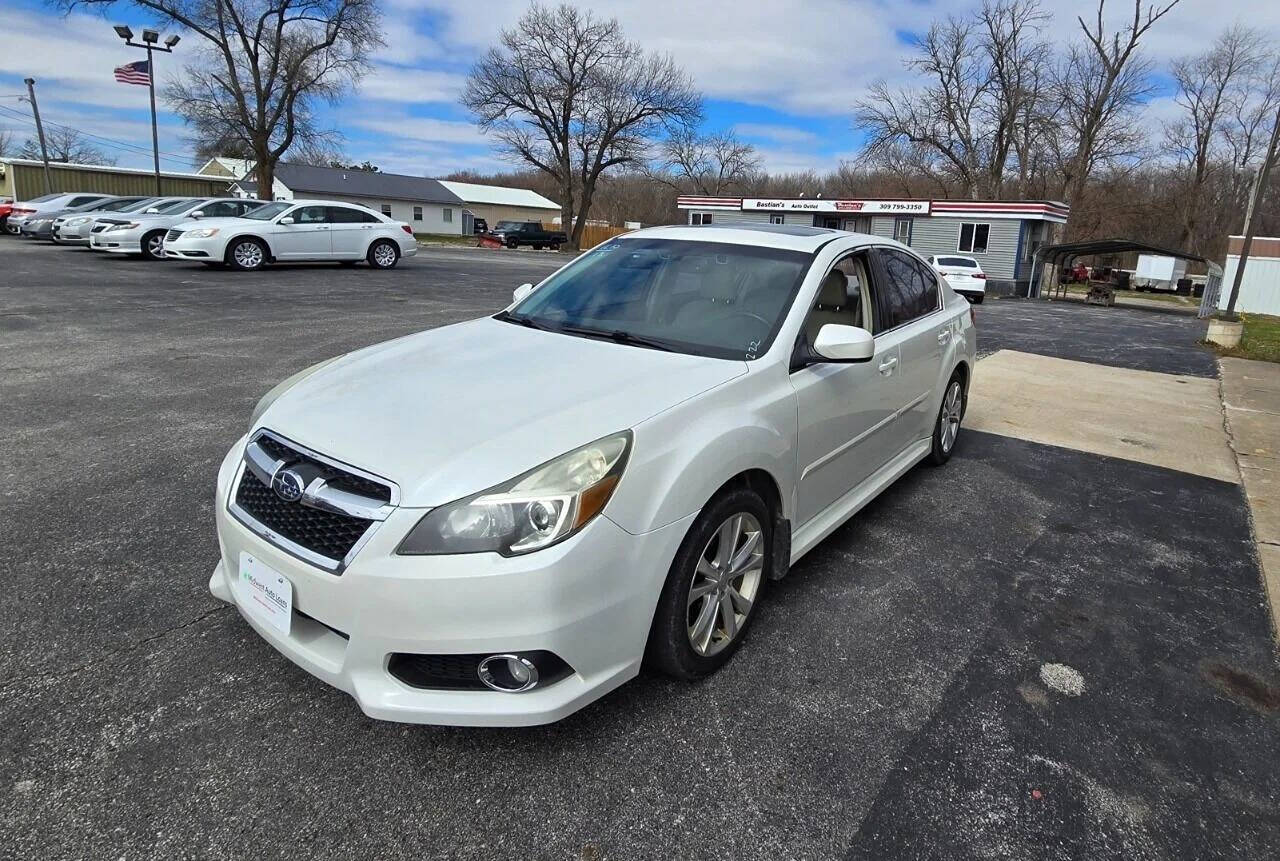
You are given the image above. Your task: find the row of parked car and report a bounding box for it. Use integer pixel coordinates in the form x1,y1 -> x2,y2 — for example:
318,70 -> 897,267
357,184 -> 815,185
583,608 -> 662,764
1,192 -> 420,270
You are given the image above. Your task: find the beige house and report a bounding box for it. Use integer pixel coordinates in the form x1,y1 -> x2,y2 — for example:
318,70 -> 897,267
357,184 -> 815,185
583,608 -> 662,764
437,180 -> 560,226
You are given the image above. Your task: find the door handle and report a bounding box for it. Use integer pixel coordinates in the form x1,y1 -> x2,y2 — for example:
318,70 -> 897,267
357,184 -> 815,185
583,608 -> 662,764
878,357 -> 897,375
937,331 -> 950,344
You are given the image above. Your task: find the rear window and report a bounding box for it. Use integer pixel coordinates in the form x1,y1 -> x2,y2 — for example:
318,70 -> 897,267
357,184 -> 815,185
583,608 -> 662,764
28,193 -> 61,203
935,256 -> 979,268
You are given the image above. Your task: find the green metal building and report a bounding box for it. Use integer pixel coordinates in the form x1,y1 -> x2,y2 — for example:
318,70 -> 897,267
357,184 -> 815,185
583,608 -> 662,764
1,158 -> 233,201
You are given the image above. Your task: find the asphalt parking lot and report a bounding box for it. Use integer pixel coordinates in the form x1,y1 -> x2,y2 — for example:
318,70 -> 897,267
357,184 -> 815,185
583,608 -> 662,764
3,240 -> 1278,860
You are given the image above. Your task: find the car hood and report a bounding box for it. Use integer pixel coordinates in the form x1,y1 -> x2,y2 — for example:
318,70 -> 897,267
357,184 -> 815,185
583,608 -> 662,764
256,317 -> 747,507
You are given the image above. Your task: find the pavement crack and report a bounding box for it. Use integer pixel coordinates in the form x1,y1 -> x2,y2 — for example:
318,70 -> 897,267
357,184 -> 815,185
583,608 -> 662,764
0,605 -> 230,698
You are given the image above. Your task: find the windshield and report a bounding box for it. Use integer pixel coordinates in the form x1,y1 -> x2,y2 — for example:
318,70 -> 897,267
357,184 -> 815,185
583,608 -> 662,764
115,198 -> 161,213
243,202 -> 291,220
93,198 -> 145,212
144,198 -> 199,215
502,238 -> 811,360
936,256 -> 979,268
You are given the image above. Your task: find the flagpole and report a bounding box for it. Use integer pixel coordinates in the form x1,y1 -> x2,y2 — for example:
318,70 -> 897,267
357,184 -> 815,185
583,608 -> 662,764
113,26 -> 178,197
147,45 -> 160,196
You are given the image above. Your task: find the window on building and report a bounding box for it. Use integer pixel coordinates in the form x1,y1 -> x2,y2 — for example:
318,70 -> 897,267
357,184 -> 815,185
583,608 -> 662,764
770,214 -> 784,225
443,208 -> 453,223
413,206 -> 423,221
958,222 -> 990,254
380,204 -> 392,216
894,217 -> 913,245
691,212 -> 713,225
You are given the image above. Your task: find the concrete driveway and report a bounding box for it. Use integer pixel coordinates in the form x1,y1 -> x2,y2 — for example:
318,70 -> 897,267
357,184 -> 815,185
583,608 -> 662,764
2,241 -> 1277,860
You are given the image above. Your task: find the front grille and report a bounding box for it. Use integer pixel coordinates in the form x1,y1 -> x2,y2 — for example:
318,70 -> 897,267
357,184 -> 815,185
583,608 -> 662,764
165,228 -> 183,242
235,470 -> 373,565
255,435 -> 392,503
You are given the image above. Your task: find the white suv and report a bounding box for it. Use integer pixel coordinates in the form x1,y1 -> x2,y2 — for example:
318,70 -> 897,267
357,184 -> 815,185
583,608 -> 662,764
163,200 -> 418,270
927,255 -> 986,303
209,224 -> 975,725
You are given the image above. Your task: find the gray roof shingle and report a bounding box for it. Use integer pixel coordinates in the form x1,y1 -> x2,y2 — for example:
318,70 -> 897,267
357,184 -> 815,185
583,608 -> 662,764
239,162 -> 465,205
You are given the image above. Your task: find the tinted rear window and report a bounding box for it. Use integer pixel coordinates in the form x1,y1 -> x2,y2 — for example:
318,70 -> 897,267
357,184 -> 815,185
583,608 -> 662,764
935,256 -> 979,268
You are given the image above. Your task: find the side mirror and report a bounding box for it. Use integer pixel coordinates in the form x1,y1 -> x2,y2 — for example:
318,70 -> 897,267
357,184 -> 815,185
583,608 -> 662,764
813,324 -> 875,362
144,208 -> 159,214
512,282 -> 534,303
190,210 -> 204,219
279,216 -> 295,225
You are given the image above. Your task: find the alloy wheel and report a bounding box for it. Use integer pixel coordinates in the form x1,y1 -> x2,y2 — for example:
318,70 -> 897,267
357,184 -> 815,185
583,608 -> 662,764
686,512 -> 764,657
940,380 -> 963,452
233,241 -> 263,269
372,242 -> 397,267
147,234 -> 164,257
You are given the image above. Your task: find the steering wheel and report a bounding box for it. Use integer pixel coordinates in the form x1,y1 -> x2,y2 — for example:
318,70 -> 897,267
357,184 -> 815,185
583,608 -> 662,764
721,311 -> 772,335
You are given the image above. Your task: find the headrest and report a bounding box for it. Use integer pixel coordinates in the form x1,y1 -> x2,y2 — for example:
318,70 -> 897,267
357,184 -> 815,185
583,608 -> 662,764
817,270 -> 848,308
700,264 -> 740,302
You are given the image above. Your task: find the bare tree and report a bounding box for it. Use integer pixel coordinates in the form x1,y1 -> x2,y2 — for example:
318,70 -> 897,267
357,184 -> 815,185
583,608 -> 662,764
20,127 -> 116,165
0,128 -> 14,158
854,0 -> 1051,198
1054,0 -> 1180,222
462,3 -> 701,249
62,1 -> 383,197
653,128 -> 761,195
1163,26 -> 1269,250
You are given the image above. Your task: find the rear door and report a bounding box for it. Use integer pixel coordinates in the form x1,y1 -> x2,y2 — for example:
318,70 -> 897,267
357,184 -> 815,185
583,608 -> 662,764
271,205 -> 332,259
327,206 -> 380,258
870,247 -> 946,444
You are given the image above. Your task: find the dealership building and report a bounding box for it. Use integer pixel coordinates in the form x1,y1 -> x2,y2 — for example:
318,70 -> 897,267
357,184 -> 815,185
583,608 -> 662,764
677,196 -> 1070,295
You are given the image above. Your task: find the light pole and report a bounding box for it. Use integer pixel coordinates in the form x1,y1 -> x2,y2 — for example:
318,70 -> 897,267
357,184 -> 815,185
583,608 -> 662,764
113,25 -> 179,196
20,78 -> 53,194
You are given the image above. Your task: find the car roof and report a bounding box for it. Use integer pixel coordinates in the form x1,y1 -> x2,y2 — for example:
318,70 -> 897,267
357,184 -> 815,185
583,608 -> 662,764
622,223 -> 876,253
281,198 -> 378,210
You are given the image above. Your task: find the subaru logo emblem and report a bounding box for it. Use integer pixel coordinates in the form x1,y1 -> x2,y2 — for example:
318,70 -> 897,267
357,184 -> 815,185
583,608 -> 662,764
271,467 -> 305,503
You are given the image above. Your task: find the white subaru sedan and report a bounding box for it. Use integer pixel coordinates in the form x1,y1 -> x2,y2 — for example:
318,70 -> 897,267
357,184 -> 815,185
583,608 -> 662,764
163,200 -> 418,270
209,224 -> 976,725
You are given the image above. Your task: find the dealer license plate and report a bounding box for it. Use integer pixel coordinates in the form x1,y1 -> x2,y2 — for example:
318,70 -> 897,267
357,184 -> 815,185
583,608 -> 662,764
238,552 -> 293,635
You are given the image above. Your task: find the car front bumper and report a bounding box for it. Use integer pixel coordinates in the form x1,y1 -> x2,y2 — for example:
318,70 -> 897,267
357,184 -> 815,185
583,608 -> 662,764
20,221 -> 54,239
54,222 -> 94,243
163,236 -> 221,260
209,439 -> 691,726
90,228 -> 144,252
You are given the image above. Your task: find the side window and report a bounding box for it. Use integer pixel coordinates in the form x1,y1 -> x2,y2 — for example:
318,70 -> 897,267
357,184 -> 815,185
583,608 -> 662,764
802,252 -> 874,347
69,196 -> 103,207
327,206 -> 378,223
877,249 -> 936,329
292,205 -> 327,224
200,201 -> 236,217
413,205 -> 423,221
912,258 -> 940,313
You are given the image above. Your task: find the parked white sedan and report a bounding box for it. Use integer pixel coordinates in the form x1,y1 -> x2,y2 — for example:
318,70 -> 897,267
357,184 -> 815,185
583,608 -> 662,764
209,224 -> 976,725
927,254 -> 987,303
163,200 -> 418,270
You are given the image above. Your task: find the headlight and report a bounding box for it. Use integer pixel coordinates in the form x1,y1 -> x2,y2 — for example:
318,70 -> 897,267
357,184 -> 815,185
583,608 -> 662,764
398,431 -> 632,557
107,222 -> 140,232
67,216 -> 92,225
186,227 -> 220,238
249,355 -> 344,429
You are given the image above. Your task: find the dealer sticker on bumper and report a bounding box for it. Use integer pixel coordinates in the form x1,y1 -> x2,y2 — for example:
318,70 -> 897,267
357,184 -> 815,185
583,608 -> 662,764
238,552 -> 292,635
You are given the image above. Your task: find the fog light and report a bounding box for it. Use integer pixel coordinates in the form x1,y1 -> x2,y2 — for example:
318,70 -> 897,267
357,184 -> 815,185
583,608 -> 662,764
477,654 -> 539,692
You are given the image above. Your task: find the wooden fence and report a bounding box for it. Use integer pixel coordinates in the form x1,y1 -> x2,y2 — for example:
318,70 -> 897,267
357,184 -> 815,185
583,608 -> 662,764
576,224 -> 633,249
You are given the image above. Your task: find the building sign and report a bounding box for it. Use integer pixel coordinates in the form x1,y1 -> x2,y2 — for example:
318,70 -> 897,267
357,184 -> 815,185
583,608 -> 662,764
741,198 -> 931,214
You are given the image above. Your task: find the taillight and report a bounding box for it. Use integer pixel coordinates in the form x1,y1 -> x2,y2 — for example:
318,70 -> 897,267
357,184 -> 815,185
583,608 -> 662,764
974,273 -> 986,279
401,224 -> 413,235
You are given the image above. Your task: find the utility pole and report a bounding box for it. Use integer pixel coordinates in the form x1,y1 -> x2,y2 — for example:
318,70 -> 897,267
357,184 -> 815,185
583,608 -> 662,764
22,78 -> 53,194
1224,100 -> 1280,319
114,25 -> 179,196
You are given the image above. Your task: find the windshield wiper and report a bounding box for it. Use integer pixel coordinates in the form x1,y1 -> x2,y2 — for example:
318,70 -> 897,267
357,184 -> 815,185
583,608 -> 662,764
556,324 -> 676,352
493,310 -> 557,331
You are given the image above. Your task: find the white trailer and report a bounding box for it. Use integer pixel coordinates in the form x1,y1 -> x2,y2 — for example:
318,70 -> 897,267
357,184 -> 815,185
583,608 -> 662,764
1133,254 -> 1188,292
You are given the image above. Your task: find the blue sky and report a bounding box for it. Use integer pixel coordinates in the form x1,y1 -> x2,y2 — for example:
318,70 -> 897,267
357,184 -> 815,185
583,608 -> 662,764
1,0 -> 1275,179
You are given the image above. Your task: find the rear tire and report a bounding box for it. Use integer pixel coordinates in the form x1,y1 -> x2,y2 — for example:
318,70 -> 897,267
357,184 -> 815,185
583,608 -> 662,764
140,230 -> 166,261
929,372 -> 966,465
646,486 -> 771,681
226,237 -> 267,271
367,239 -> 400,269
971,293 -> 984,304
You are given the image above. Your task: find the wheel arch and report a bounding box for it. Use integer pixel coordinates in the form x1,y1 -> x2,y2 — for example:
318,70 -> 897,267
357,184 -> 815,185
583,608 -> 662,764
225,233 -> 273,263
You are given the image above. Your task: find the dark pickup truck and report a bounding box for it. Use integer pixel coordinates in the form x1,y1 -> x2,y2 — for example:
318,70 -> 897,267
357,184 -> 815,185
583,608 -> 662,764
489,220 -> 567,250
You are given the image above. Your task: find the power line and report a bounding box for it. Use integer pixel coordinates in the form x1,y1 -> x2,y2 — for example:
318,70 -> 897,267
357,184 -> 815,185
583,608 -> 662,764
0,103 -> 196,168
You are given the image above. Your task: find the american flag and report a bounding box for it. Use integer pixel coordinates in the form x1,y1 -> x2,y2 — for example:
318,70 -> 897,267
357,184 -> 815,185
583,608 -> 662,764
113,59 -> 151,86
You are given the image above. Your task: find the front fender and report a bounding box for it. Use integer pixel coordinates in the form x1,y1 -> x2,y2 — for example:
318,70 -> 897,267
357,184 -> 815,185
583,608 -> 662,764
604,365 -> 797,535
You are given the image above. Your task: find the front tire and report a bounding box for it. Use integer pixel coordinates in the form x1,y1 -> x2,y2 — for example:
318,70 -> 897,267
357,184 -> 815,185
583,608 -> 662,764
929,372 -> 966,465
646,486 -> 771,681
226,237 -> 267,271
140,230 -> 166,260
367,239 -> 400,269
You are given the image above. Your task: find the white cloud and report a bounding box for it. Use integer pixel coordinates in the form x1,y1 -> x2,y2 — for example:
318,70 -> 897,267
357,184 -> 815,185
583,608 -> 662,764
350,113 -> 489,146
358,65 -> 468,103
733,123 -> 822,145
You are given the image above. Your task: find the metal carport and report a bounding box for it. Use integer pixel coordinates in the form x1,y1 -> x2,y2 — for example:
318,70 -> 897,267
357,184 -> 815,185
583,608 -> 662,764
1029,238 -> 1224,316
